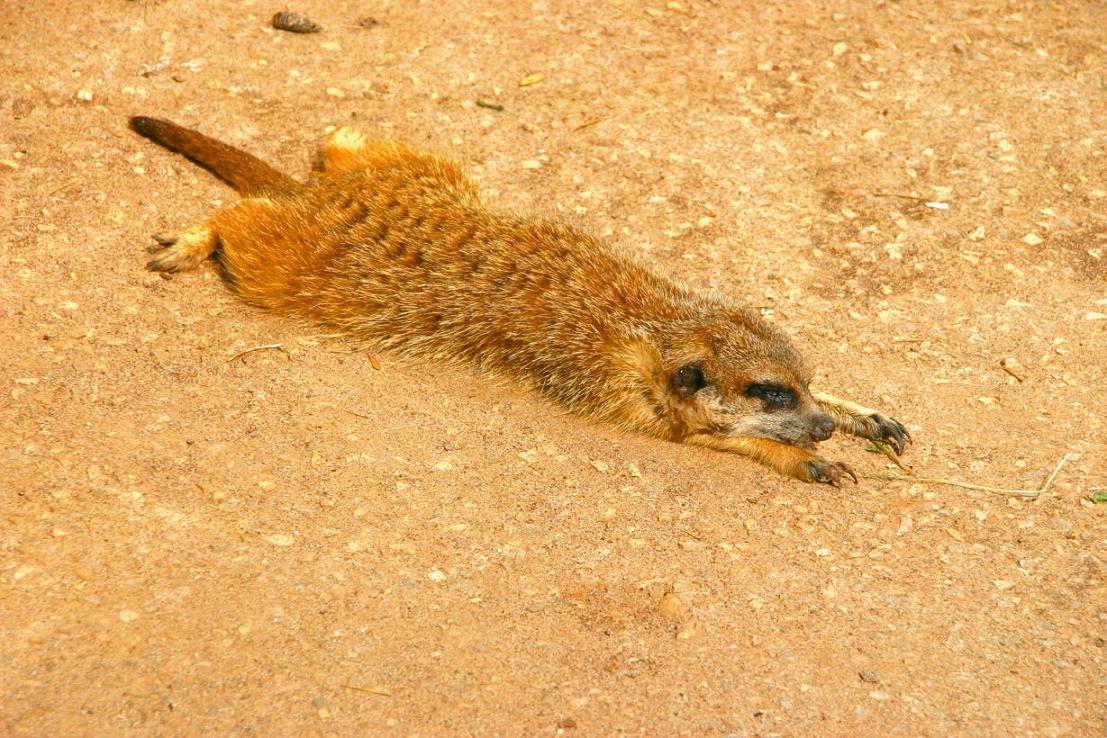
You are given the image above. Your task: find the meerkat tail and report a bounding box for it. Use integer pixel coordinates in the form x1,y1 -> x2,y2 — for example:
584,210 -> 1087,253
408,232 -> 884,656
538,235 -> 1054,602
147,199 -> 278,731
128,116 -> 297,195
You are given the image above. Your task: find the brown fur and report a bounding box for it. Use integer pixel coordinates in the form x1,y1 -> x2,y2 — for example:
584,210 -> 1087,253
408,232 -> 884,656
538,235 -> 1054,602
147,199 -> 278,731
130,117 -> 910,484
129,116 -> 296,194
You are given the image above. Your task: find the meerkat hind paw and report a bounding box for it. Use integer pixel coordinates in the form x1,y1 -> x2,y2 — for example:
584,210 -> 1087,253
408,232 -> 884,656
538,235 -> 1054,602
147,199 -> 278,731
146,226 -> 216,273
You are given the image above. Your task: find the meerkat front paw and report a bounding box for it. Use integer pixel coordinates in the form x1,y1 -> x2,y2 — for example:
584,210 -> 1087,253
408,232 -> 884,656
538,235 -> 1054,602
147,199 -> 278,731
832,410 -> 911,455
859,412 -> 910,454
802,458 -> 859,486
146,225 -> 217,272
811,391 -> 911,455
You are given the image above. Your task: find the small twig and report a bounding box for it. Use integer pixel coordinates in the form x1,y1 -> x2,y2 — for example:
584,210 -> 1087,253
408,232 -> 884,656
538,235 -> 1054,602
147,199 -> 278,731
341,408 -> 373,421
872,191 -> 928,201
573,116 -> 605,131
49,178 -> 81,197
866,452 -> 1076,499
871,441 -> 913,474
341,683 -> 392,697
1038,453 -> 1075,495
998,359 -> 1026,383
476,99 -> 505,112
865,472 -> 1040,498
892,337 -> 926,343
226,344 -> 287,362
312,334 -> 379,362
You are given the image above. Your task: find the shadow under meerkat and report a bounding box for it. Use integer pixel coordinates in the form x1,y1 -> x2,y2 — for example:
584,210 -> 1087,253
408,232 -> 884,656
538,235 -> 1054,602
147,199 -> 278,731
128,116 -> 910,485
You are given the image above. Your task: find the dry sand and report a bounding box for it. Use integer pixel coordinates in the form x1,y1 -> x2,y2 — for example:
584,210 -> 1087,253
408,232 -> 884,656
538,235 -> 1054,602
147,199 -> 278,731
2,1 -> 1105,735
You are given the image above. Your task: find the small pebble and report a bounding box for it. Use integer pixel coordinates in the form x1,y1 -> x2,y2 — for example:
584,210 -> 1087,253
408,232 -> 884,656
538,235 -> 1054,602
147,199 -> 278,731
896,516 -> 913,536
659,592 -> 688,621
272,11 -> 321,34
859,670 -> 881,683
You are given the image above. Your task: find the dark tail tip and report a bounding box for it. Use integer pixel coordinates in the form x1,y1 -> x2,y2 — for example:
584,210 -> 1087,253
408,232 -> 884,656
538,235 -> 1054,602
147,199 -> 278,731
126,114 -> 296,195
128,115 -> 165,139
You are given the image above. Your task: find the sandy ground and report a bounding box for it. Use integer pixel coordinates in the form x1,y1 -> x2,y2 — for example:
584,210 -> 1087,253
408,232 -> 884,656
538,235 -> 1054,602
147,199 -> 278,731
2,1 -> 1106,735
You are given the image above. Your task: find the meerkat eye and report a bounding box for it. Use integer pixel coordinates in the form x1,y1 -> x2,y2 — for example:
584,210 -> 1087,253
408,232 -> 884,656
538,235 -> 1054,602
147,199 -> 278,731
744,382 -> 797,410
670,362 -> 708,397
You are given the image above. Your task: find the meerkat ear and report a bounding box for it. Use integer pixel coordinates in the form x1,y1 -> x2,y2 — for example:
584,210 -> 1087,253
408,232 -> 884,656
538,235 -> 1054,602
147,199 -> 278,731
669,362 -> 708,398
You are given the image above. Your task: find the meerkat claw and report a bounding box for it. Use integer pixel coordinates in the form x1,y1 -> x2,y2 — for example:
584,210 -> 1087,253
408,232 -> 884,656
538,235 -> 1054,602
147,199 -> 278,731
870,414 -> 910,455
148,233 -> 177,253
805,458 -> 858,486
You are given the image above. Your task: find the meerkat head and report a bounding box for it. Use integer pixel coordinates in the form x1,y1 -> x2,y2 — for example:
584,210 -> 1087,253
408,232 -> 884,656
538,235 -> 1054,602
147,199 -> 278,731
657,310 -> 834,447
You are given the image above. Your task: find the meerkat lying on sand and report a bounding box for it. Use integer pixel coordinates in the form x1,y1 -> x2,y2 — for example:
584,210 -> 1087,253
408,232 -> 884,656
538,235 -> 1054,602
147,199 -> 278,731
129,116 -> 909,484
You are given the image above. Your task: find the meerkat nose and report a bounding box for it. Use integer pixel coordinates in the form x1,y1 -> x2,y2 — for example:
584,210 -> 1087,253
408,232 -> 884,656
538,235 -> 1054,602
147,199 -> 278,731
811,414 -> 835,442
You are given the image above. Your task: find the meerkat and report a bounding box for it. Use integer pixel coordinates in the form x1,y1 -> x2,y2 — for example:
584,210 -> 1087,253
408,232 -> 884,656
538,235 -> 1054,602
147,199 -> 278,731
128,116 -> 909,485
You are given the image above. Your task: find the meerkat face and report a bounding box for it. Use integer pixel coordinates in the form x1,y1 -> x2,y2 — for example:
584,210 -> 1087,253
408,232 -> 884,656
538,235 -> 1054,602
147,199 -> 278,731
662,316 -> 835,447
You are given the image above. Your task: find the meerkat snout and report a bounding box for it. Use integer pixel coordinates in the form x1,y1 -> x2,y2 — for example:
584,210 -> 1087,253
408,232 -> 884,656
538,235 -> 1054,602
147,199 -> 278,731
810,414 -> 835,442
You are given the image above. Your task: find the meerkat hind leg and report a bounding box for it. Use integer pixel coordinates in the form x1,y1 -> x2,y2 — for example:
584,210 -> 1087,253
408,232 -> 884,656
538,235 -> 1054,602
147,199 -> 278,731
812,391 -> 910,455
313,126 -> 374,174
146,197 -> 276,274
